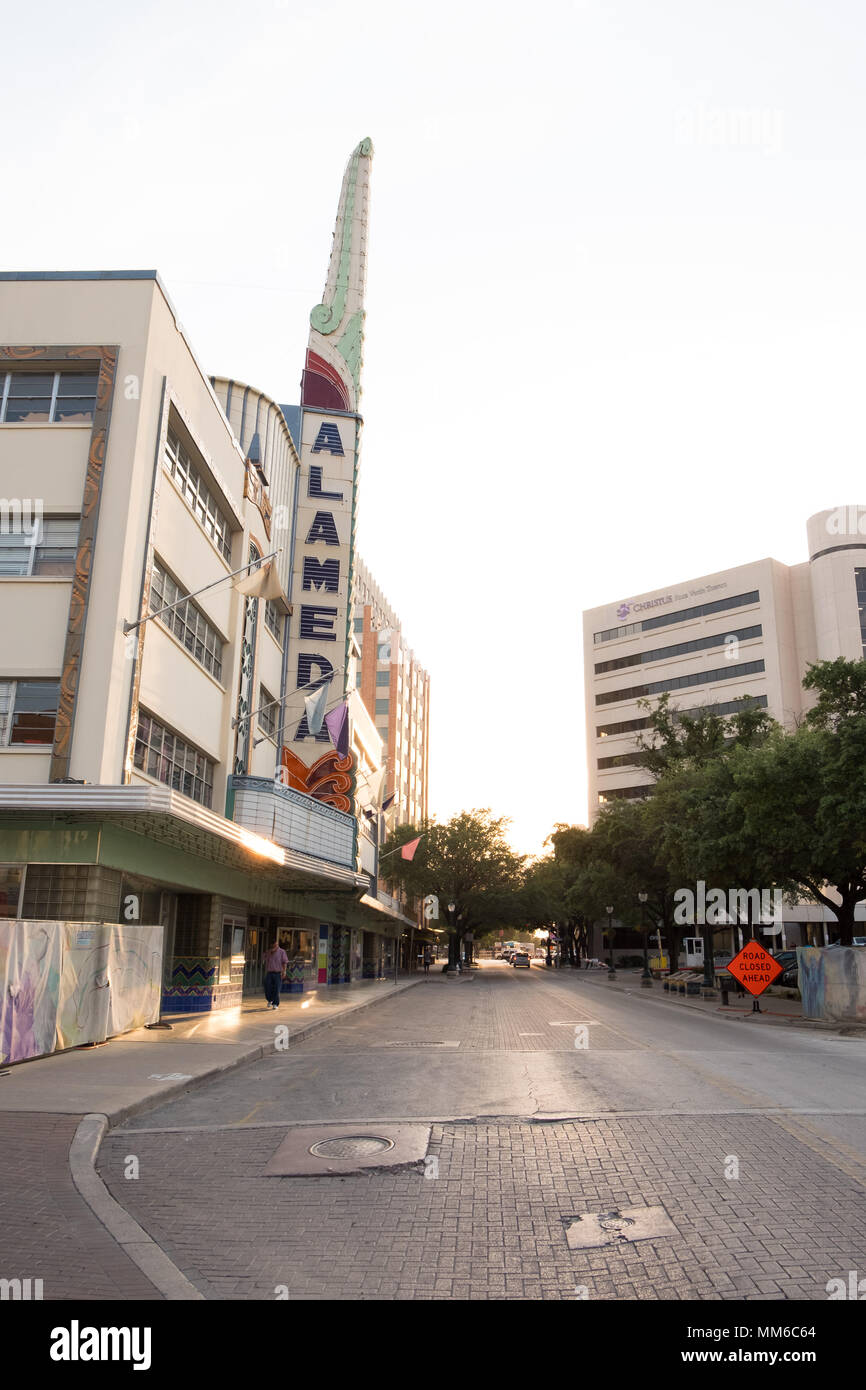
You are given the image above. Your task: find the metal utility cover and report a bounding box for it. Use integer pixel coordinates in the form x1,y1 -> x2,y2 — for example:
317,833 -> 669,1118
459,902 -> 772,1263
264,1123 -> 432,1175
565,1206 -> 677,1250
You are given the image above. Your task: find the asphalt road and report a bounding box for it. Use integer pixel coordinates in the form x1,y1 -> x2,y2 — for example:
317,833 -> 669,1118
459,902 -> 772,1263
100,962 -> 866,1300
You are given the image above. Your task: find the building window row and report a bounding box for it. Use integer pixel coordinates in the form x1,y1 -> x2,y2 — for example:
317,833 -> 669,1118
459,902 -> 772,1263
165,427 -> 232,562
0,369 -> 99,424
0,679 -> 60,746
150,558 -> 224,681
595,693 -> 768,739
598,784 -> 653,804
593,590 -> 760,646
856,570 -> 866,658
594,625 -> 762,675
133,710 -> 214,808
263,599 -> 283,645
0,517 -> 80,577
595,659 -> 766,708
258,685 -> 278,741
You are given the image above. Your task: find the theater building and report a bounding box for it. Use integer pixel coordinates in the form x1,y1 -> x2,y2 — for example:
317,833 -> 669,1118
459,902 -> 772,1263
0,142 -> 423,1062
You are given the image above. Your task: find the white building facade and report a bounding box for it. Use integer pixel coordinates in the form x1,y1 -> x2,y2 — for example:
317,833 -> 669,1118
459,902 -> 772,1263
582,506 -> 866,945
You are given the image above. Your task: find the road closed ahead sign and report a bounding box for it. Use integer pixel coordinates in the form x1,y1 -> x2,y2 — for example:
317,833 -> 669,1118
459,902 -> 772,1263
727,941 -> 783,996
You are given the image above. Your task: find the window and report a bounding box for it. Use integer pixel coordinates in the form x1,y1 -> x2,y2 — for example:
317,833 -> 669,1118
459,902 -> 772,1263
354,617 -> 364,633
375,699 -> 389,715
593,591 -> 761,645
150,559 -> 224,681
594,626 -> 762,675
0,370 -> 99,424
595,660 -> 766,707
596,694 -> 768,740
376,670 -> 390,687
0,865 -> 24,918
164,426 -> 232,561
856,570 -> 866,658
0,680 -> 60,745
0,517 -> 80,577
133,710 -> 214,807
258,685 -> 278,741
264,599 -> 283,645
598,785 -> 653,804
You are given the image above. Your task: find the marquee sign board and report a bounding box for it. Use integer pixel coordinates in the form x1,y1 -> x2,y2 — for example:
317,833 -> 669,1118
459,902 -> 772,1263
279,139 -> 373,813
726,941 -> 783,997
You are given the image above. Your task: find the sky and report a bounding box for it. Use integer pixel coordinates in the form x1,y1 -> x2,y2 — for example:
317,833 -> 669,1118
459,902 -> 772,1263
5,1 -> 866,858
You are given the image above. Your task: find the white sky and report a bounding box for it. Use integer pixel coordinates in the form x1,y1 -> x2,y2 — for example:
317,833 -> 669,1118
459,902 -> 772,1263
5,1 -> 866,857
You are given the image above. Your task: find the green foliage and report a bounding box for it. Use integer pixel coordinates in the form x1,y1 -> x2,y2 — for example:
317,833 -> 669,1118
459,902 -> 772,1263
380,809 -> 527,939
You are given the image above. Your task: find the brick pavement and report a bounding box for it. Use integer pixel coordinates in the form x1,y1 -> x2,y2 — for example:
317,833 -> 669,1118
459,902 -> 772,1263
0,1113 -> 162,1300
98,1112 -> 866,1300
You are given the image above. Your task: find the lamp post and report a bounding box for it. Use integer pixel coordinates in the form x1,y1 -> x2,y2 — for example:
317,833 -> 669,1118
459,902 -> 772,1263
701,905 -> 717,1000
446,902 -> 459,976
606,905 -> 616,979
639,891 -> 652,987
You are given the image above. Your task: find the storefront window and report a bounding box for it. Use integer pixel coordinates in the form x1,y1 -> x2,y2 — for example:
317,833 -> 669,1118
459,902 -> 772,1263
0,865 -> 24,917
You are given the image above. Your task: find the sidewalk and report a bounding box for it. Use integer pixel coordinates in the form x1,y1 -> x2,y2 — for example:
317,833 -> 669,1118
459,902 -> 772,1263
0,974 -> 425,1301
556,964 -> 866,1033
0,975 -> 424,1124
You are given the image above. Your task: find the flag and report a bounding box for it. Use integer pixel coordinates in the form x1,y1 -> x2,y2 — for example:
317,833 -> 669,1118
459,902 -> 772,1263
304,682 -> 329,736
324,702 -> 349,759
381,792 -> 395,812
369,769 -> 386,806
401,835 -> 422,861
234,562 -> 287,602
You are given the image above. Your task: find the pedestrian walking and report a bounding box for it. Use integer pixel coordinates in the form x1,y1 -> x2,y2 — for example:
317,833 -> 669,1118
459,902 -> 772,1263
423,948 -> 432,976
263,940 -> 288,1010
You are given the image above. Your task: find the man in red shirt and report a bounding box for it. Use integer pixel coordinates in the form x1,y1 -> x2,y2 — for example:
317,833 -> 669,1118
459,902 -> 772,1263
263,940 -> 288,1010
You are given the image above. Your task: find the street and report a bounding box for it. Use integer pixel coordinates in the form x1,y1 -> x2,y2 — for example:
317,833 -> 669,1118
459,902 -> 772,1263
96,962 -> 866,1300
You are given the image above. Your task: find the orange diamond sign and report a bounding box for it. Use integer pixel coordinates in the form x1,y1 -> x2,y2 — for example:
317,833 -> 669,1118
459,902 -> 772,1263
727,941 -> 783,996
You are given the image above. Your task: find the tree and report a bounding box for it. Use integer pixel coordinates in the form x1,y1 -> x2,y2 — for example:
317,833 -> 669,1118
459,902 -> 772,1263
380,810 -> 527,969
731,722 -> 866,945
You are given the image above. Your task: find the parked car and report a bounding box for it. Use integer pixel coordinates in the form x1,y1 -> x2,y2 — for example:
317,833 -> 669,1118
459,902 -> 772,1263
512,952 -> 531,969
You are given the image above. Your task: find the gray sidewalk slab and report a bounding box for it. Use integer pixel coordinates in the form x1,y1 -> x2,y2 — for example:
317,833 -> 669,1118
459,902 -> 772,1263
0,976 -> 424,1127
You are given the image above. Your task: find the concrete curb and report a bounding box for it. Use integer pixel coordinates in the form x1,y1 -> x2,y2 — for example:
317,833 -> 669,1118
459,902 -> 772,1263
570,973 -> 866,1036
100,975 -> 425,1130
70,1114 -> 205,1301
65,975 -> 425,1301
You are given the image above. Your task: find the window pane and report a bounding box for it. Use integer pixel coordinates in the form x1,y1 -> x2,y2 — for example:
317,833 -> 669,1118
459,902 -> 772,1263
0,866 -> 23,918
55,372 -> 99,397
10,712 -> 55,744
14,681 -> 59,712
53,397 -> 95,423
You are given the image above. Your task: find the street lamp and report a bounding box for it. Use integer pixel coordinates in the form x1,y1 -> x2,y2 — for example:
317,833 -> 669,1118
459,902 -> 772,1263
701,902 -> 716,1000
606,905 -> 616,979
446,902 -> 458,976
639,891 -> 652,988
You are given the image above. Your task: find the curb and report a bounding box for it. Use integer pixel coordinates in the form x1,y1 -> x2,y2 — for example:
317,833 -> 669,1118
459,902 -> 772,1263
64,974 -> 424,1302
100,975 -> 425,1131
70,1114 -> 204,1301
568,973 -> 866,1036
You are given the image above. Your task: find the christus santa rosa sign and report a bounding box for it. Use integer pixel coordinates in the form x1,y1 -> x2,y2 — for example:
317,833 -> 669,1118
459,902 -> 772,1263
280,138 -> 373,813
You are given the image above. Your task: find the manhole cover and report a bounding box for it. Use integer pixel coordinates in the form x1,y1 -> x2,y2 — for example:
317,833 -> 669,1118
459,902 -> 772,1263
600,1216 -> 635,1233
308,1135 -> 395,1159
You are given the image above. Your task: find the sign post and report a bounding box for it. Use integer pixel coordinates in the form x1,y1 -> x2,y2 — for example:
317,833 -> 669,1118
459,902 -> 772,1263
725,941 -> 783,1012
